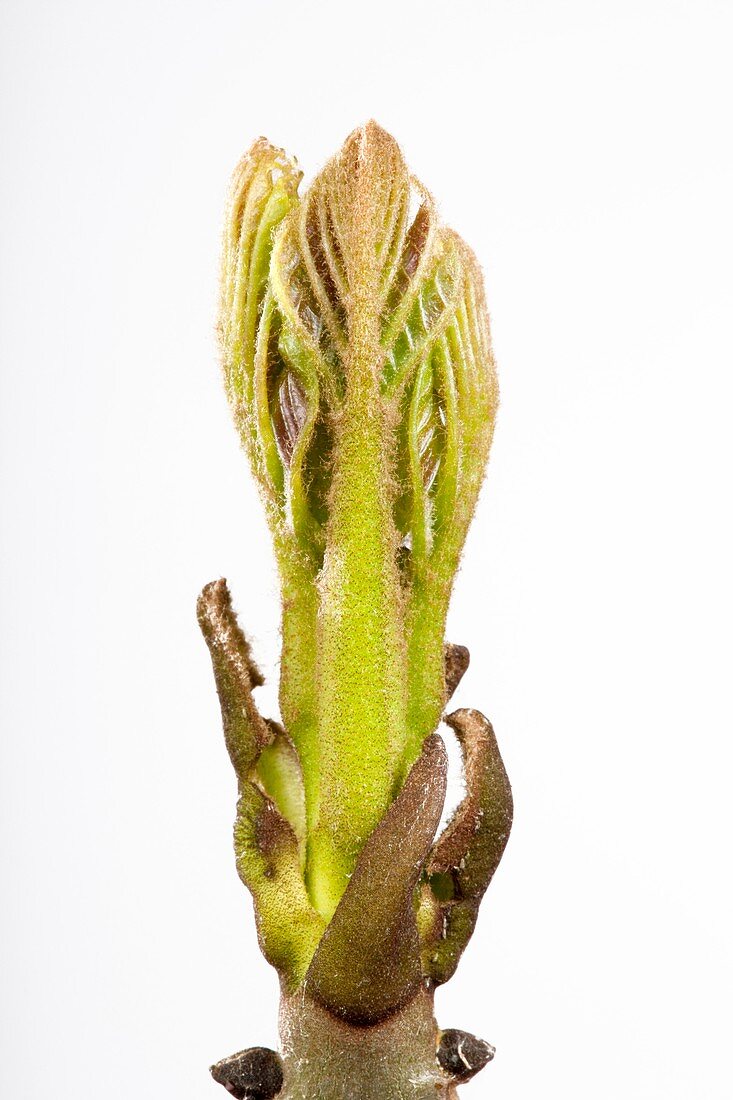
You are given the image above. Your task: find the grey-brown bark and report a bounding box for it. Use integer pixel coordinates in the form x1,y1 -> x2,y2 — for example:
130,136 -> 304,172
211,990 -> 493,1099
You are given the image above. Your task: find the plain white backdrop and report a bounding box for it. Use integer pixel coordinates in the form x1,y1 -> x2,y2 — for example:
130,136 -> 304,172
1,2 -> 732,1097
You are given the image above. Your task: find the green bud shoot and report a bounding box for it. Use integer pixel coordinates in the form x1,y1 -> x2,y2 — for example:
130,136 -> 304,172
202,123 -> 511,1098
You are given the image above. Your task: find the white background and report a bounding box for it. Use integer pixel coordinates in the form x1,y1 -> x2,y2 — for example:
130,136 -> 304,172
1,2 -> 732,1097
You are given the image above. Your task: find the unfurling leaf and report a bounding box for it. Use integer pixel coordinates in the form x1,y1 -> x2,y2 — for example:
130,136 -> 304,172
218,124 -> 499,917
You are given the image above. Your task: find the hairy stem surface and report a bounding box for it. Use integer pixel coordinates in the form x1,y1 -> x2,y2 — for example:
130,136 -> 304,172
278,989 -> 457,1100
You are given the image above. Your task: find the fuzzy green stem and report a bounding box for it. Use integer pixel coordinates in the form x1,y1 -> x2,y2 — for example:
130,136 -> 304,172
276,548 -> 320,818
309,351 -> 407,917
403,570 -> 449,768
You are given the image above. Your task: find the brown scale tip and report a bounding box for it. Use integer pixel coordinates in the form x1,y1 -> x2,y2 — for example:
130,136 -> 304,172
197,578 -> 265,688
444,643 -> 470,701
210,1047 -> 284,1099
436,1028 -> 495,1083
